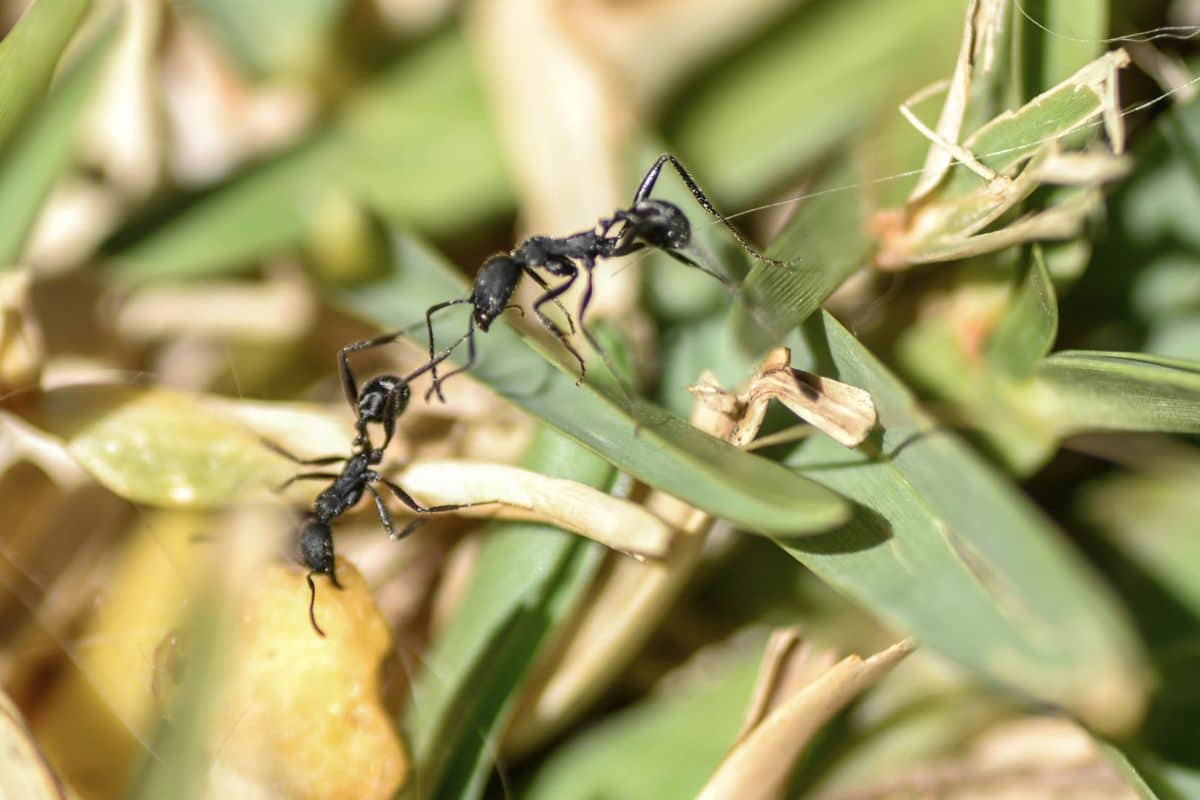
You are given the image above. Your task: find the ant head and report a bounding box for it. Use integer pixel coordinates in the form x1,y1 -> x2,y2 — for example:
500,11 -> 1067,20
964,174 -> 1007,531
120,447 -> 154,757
356,375 -> 410,428
473,255 -> 523,331
298,516 -> 335,577
629,199 -> 690,251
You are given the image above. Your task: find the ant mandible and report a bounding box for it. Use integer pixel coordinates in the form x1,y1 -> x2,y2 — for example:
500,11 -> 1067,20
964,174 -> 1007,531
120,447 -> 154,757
421,154 -> 788,400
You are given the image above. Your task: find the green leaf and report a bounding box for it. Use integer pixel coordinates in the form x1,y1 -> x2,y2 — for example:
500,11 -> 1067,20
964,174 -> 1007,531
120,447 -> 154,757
986,245 -> 1058,375
0,0 -> 92,157
0,19 -> 117,264
730,156 -> 872,354
107,30 -> 511,283
1031,351 -> 1200,436
329,232 -> 849,537
524,638 -> 764,800
778,313 -> 1145,733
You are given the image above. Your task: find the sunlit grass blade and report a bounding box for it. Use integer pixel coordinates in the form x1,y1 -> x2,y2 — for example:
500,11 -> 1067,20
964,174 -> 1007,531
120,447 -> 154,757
0,0 -> 92,156
330,232 -> 849,537
406,428 -> 608,800
0,19 -> 117,264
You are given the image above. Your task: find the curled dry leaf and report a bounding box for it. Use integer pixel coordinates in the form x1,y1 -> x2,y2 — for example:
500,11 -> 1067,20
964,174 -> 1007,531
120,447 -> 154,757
690,347 -> 877,448
503,371 -> 740,754
699,634 -> 914,800
0,269 -> 45,396
203,560 -> 408,800
395,459 -> 673,558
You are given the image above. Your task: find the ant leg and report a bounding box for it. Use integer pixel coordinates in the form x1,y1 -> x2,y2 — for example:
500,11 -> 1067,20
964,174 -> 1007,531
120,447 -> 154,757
524,269 -> 575,335
424,319 -> 477,402
261,439 -> 346,466
276,471 -> 340,492
379,478 -> 496,520
365,484 -> 401,539
529,269 -> 586,382
636,154 -> 789,267
425,298 -> 472,397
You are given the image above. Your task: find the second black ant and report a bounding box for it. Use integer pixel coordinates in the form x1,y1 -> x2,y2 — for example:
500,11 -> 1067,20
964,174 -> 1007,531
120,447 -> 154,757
271,333 -> 493,636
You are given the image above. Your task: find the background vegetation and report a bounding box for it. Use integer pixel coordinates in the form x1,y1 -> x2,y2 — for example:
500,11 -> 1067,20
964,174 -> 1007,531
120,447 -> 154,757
0,0 -> 1199,797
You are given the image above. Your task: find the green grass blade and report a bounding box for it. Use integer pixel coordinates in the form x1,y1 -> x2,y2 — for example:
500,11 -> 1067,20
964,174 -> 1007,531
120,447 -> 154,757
405,428 -> 608,800
330,232 -> 849,537
0,0 -> 91,156
0,19 -> 116,264
777,312 -> 1145,732
1032,351 -> 1200,436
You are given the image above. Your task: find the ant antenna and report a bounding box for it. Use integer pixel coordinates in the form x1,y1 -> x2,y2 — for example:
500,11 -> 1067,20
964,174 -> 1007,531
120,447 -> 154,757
638,154 -> 794,268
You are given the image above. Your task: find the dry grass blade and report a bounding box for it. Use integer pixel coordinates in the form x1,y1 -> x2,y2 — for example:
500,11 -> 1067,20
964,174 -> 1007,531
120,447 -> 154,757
689,347 -> 877,448
698,636 -> 914,800
396,460 -> 673,558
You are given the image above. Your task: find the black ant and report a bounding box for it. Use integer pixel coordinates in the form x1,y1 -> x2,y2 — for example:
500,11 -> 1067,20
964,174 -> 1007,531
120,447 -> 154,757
422,154 -> 788,400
